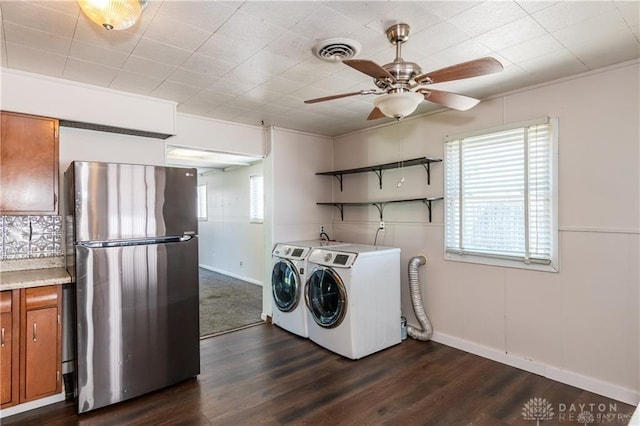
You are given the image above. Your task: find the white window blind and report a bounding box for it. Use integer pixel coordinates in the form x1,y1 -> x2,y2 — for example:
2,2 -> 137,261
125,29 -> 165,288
197,184 -> 207,221
444,118 -> 557,270
250,175 -> 264,223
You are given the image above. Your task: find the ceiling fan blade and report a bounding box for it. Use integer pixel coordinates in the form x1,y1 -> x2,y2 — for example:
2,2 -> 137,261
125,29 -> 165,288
367,107 -> 386,120
419,89 -> 480,111
343,59 -> 396,82
415,57 -> 503,85
304,91 -> 362,104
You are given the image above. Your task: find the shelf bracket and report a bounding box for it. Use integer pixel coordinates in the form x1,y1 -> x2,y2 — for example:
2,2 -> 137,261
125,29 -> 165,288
334,203 -> 344,220
372,169 -> 384,189
372,202 -> 386,221
333,174 -> 344,192
421,199 -> 434,222
421,163 -> 432,185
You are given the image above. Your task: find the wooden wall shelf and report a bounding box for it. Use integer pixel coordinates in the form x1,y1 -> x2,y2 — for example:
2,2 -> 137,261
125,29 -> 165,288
316,157 -> 442,191
318,197 -> 444,222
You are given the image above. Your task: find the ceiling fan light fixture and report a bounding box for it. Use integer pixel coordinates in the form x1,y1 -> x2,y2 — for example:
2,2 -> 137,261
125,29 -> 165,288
303,22 -> 501,121
373,92 -> 423,119
77,0 -> 146,31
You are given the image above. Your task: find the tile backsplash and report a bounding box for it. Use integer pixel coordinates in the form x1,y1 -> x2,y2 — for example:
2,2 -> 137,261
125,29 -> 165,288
0,215 -> 63,260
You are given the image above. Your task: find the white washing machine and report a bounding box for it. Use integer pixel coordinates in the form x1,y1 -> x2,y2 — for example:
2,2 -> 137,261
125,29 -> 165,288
304,244 -> 401,359
271,240 -> 351,338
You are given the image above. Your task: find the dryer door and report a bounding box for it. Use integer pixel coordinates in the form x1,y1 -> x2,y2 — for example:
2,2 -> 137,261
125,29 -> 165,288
305,267 -> 347,328
272,259 -> 301,312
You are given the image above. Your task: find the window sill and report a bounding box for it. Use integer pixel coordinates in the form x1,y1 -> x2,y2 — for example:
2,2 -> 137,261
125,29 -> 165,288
444,252 -> 559,273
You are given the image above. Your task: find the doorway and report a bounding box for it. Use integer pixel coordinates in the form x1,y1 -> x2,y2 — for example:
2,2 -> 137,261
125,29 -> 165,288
166,146 -> 265,336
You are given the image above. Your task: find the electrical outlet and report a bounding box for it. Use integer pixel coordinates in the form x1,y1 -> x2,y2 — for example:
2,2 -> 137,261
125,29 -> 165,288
379,221 -> 385,230
239,261 -> 243,267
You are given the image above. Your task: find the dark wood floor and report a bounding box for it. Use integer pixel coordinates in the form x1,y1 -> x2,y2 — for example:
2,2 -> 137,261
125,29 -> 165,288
3,323 -> 634,425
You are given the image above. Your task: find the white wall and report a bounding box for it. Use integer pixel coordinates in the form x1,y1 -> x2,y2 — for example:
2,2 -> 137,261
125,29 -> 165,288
58,126 -> 166,174
58,126 -> 167,222
171,113 -> 265,157
270,128 -> 335,242
262,127 -> 334,317
198,162 -> 264,285
332,61 -> 640,404
1,68 -> 176,135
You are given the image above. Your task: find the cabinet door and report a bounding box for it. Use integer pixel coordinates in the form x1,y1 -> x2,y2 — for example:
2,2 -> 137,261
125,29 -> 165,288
0,111 -> 59,214
1,291 -> 19,408
21,285 -> 62,403
1,312 -> 13,405
23,307 -> 59,401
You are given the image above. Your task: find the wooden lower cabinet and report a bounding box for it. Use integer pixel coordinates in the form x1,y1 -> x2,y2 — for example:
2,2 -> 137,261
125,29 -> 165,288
0,286 -> 62,409
0,310 -> 12,404
1,291 -> 19,407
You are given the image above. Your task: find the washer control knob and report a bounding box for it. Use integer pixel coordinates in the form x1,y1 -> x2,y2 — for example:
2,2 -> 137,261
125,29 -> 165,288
323,253 -> 332,262
284,247 -> 291,255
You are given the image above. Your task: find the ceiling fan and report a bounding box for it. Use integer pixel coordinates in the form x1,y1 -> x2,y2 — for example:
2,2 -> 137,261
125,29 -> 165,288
304,23 -> 504,120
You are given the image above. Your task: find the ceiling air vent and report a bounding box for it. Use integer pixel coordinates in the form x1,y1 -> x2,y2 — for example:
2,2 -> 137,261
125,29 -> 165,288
312,38 -> 361,62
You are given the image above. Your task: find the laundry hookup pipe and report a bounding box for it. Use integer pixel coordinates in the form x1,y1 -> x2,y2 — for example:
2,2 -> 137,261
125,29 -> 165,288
407,255 -> 433,341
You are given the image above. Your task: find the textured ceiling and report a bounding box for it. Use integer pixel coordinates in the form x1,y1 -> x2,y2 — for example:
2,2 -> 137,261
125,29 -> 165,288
1,1 -> 639,137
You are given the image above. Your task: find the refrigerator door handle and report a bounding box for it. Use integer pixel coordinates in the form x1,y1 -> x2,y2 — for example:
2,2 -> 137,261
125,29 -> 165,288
78,235 -> 193,248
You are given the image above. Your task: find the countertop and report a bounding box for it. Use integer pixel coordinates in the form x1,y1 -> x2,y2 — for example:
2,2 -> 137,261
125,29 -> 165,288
0,267 -> 71,291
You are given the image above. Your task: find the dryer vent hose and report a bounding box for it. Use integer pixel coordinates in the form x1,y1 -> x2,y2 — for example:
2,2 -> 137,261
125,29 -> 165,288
407,255 -> 433,341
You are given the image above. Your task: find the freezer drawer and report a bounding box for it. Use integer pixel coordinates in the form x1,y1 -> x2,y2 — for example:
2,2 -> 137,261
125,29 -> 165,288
75,237 -> 200,413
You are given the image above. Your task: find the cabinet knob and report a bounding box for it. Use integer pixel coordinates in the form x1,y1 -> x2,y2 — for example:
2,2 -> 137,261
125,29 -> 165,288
32,322 -> 37,342
1,327 -> 5,347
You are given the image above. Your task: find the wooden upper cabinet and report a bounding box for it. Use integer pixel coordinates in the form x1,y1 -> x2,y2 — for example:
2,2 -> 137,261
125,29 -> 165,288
0,111 -> 59,214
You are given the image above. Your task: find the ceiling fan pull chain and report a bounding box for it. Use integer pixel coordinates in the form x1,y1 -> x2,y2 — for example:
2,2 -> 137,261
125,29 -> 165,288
397,121 -> 405,188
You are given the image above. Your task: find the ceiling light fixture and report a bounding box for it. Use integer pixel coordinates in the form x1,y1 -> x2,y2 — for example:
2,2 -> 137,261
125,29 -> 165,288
77,0 -> 148,31
373,92 -> 424,120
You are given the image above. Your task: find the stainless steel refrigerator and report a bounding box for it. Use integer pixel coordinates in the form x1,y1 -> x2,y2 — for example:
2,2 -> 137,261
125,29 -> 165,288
65,161 -> 200,413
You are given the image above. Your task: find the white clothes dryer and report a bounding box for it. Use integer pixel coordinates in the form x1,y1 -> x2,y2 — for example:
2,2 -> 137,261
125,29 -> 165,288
304,244 -> 401,359
271,240 -> 351,338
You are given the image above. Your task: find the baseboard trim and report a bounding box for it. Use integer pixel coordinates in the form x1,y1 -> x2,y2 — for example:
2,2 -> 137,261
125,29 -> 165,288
0,390 -> 66,419
545,366 -> 639,407
431,331 -> 639,406
199,264 -> 263,286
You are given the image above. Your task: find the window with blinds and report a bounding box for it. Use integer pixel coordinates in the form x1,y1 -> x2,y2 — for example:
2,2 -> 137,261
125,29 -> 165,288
444,118 -> 558,271
250,175 -> 264,223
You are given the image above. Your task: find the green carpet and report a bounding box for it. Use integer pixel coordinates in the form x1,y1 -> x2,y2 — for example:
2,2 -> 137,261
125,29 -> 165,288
199,268 -> 263,337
